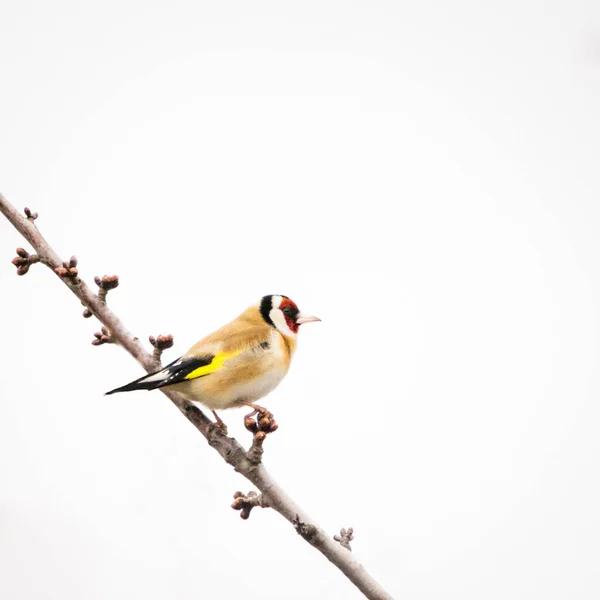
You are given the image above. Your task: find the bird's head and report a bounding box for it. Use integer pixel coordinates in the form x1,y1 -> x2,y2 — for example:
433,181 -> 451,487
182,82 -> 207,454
260,295 -> 320,337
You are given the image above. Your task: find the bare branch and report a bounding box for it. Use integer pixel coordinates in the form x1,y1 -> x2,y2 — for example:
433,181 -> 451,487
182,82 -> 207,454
293,514 -> 319,543
0,192 -> 394,600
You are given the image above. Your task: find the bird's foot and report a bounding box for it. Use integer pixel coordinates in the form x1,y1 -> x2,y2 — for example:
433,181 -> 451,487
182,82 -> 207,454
210,410 -> 228,435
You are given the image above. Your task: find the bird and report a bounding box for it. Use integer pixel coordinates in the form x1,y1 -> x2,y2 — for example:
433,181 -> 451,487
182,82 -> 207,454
105,295 -> 320,428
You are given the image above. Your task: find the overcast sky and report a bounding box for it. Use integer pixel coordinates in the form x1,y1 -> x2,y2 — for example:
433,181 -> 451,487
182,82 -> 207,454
1,1 -> 599,598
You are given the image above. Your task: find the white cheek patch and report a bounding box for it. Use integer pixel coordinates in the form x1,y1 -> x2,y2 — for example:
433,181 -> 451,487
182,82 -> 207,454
270,295 -> 283,309
270,307 -> 296,338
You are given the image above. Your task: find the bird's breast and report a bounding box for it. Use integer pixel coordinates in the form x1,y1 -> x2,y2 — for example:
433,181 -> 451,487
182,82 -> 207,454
224,330 -> 291,402
185,329 -> 293,408
225,362 -> 287,404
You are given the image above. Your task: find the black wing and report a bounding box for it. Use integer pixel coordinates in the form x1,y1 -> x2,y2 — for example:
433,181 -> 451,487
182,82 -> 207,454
105,355 -> 214,395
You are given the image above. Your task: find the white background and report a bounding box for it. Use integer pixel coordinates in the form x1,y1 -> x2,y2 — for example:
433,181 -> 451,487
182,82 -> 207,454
1,2 -> 599,598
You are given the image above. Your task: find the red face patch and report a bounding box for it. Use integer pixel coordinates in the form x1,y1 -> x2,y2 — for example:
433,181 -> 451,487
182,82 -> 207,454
279,297 -> 300,333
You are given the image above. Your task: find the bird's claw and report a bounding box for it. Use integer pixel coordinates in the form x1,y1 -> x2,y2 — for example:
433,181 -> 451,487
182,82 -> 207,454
215,421 -> 228,435
210,411 -> 228,435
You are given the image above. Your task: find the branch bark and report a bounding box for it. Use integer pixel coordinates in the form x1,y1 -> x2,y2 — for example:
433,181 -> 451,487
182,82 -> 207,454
0,193 -> 394,600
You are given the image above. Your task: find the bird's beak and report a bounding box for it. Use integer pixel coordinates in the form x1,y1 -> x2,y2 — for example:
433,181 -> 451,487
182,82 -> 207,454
296,312 -> 321,325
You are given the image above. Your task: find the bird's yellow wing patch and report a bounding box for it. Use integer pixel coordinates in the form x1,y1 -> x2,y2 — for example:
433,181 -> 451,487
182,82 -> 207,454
183,350 -> 241,380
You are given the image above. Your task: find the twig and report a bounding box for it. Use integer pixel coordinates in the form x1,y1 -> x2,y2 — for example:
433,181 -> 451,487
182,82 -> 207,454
149,334 -> 174,363
95,274 -> 119,302
0,192 -> 394,600
92,326 -> 114,346
83,274 -> 120,317
55,255 -> 80,281
334,527 -> 355,551
231,490 -> 271,519
24,206 -> 38,222
244,410 -> 278,464
11,247 -> 41,275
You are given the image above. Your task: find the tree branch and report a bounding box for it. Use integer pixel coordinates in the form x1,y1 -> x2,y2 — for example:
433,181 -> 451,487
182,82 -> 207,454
0,193 -> 394,600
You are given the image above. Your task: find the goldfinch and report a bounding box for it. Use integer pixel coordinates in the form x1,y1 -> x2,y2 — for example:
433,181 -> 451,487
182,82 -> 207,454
106,295 -> 320,422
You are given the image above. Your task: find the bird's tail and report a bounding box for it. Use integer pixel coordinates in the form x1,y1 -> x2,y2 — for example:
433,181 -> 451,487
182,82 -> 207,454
105,361 -> 179,395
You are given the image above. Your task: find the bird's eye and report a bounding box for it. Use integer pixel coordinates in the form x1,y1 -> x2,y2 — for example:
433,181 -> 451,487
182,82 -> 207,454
282,307 -> 293,317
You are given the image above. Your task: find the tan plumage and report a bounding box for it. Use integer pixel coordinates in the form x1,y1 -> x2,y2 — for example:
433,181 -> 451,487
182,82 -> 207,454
171,304 -> 296,409
106,295 -> 319,418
